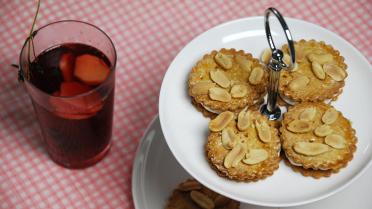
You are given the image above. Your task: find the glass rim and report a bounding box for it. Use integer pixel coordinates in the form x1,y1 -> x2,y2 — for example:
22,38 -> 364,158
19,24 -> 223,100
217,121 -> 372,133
19,19 -> 117,99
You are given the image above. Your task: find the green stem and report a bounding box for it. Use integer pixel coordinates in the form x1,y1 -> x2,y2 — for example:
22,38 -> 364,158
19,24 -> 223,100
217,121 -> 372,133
26,0 -> 41,79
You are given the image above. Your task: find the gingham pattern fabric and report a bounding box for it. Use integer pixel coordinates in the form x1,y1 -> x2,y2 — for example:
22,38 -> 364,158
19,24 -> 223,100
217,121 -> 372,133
0,0 -> 371,208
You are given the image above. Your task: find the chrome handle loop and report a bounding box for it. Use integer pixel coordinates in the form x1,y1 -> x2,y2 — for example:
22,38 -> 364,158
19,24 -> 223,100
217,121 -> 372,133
261,8 -> 295,120
264,7 -> 295,69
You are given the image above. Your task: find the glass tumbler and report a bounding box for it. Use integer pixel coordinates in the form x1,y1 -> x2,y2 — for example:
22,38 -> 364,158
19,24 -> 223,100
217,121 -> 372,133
19,20 -> 117,168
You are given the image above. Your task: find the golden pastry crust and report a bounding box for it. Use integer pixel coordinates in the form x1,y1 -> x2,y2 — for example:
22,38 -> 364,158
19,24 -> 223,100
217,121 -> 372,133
166,179 -> 240,209
191,98 -> 264,119
189,49 -> 268,116
192,98 -> 218,119
282,155 -> 339,179
206,110 -> 281,182
279,40 -> 347,103
280,102 -> 357,171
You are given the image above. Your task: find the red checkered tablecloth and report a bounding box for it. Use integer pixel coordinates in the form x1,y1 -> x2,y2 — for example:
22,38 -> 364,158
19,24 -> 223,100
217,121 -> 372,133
0,0 -> 371,208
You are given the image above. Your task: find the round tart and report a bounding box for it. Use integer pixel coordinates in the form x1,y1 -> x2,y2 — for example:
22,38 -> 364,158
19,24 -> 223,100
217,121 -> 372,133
206,108 -> 281,182
166,179 -> 240,209
188,49 -> 267,116
276,40 -> 347,103
280,102 -> 357,177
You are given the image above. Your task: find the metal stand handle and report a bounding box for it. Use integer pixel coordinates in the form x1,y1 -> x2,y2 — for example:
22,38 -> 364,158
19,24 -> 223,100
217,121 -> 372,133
260,7 -> 296,120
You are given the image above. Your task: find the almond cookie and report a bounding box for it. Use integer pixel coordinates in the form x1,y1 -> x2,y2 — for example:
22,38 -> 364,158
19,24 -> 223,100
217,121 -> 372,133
188,49 -> 268,116
166,179 -> 240,209
276,40 -> 347,104
280,102 -> 357,176
206,108 -> 281,182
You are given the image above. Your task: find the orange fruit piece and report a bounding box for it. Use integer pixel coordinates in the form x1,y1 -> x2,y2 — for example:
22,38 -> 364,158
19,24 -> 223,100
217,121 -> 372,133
60,82 -> 92,97
50,83 -> 103,120
74,54 -> 110,86
59,53 -> 75,82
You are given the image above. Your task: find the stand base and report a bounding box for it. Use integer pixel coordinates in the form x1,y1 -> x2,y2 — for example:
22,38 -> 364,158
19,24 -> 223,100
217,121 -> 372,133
260,104 -> 281,121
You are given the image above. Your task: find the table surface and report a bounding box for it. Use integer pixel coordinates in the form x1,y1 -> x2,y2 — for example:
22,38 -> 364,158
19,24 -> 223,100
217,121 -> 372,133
0,0 -> 371,209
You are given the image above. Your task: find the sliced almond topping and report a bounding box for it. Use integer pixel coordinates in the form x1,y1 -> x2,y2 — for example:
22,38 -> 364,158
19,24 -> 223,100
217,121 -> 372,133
255,120 -> 271,143
210,70 -> 230,88
325,134 -> 346,149
314,124 -> 333,137
322,108 -> 339,125
214,52 -> 233,70
292,62 -> 299,72
191,81 -> 216,95
293,142 -> 329,156
230,84 -> 247,98
323,64 -> 346,81
294,45 -> 305,62
249,67 -> 264,85
287,120 -> 313,133
178,180 -> 202,191
221,128 -> 238,150
209,87 -> 231,102
237,107 -> 251,131
307,53 -> 333,64
243,149 -> 268,165
299,107 -> 317,121
261,48 -> 272,64
311,61 -> 326,80
303,48 -> 324,57
224,143 -> 246,168
214,195 -> 230,207
235,55 -> 252,72
288,75 -> 309,91
190,190 -> 215,209
283,53 -> 291,66
209,111 -> 234,132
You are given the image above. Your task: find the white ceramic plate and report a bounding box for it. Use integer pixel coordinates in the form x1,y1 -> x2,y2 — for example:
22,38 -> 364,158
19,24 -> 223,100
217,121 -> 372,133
131,116 -> 372,209
159,17 -> 372,207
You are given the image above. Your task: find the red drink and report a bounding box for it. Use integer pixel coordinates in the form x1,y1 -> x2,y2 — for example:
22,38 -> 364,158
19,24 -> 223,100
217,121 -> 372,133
27,43 -> 114,168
